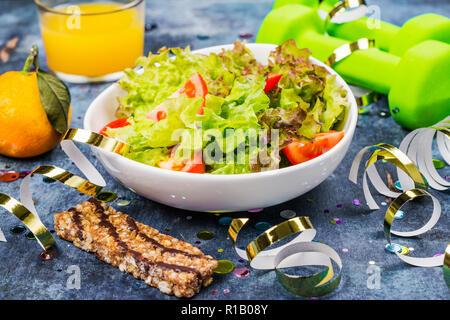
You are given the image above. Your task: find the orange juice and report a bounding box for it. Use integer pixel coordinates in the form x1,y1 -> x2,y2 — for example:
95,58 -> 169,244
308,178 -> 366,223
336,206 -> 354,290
39,2 -> 144,77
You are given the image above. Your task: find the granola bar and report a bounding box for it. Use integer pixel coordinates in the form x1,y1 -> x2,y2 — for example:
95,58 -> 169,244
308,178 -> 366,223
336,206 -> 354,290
54,198 -> 218,298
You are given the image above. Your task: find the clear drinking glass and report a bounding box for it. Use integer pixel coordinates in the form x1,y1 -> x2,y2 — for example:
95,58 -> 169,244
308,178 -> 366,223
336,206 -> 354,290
34,0 -> 145,83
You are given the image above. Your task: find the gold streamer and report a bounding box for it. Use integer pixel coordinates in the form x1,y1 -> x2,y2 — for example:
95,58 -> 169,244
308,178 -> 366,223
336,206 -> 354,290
325,38 -> 378,107
327,0 -> 367,24
325,37 -> 375,67
228,217 -> 342,297
62,128 -> 130,155
349,143 -> 427,210
366,143 -> 427,189
0,128 -> 130,251
0,194 -> 55,250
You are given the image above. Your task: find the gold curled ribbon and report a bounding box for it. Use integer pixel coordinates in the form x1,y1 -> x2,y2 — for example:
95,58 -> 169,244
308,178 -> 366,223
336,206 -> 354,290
326,0 -> 368,25
0,194 -> 55,250
228,217 -> 342,297
0,128 -> 130,251
325,38 -> 378,107
349,143 -> 427,210
325,37 -> 375,67
63,128 -> 130,155
383,188 -> 444,267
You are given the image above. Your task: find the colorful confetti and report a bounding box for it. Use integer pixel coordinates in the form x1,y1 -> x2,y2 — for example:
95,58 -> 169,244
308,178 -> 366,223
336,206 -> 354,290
218,217 -> 233,226
394,210 -> 405,220
10,225 -> 26,234
385,243 -> 402,253
211,289 -> 218,295
145,23 -> 158,32
394,180 -> 403,191
214,260 -> 235,274
254,222 -> 272,231
239,32 -> 254,38
39,249 -> 56,261
196,34 -> 210,40
96,191 -> 118,202
381,201 -> 387,206
217,249 -> 223,253
223,289 -> 230,294
248,208 -> 264,213
279,210 -> 296,219
399,246 -> 410,255
116,199 -> 131,206
342,248 -> 348,253
358,108 -> 369,115
25,232 -> 35,240
368,261 -> 376,265
323,209 -> 330,213
197,231 -> 214,240
0,171 -> 20,182
233,267 -> 251,278
377,111 -> 389,118
353,199 -> 360,206
432,159 -> 445,169
0,36 -> 19,63
336,204 -> 343,208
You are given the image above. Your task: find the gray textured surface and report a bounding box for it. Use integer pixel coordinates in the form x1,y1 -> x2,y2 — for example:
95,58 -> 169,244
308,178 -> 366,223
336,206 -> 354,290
0,0 -> 449,300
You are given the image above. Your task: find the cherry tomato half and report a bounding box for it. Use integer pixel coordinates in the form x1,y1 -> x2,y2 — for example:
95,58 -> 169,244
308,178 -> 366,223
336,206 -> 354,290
99,117 -> 130,137
264,73 -> 283,93
158,149 -> 205,174
146,73 -> 208,121
283,131 -> 344,165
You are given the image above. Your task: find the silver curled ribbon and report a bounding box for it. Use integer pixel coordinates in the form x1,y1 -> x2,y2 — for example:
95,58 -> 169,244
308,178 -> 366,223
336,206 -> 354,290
228,217 -> 342,297
0,128 -> 130,250
325,37 -> 379,107
384,188 -> 443,267
397,116 -> 450,192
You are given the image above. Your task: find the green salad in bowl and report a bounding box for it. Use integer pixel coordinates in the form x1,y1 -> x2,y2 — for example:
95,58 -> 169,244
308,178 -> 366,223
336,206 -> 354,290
100,39 -> 349,174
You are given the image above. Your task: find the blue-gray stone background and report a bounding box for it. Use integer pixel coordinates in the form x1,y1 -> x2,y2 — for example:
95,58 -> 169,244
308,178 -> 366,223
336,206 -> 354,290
0,0 -> 449,300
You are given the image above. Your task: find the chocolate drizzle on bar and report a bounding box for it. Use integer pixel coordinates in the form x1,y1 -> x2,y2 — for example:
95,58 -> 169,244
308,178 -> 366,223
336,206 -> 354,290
124,215 -> 206,259
68,208 -> 84,241
87,198 -> 202,280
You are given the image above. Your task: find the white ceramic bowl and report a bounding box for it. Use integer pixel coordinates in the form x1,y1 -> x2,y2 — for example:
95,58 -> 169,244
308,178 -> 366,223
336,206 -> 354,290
84,43 -> 358,212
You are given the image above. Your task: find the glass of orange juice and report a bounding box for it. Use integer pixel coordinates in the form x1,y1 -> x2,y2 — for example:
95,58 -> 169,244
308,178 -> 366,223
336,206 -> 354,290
34,0 -> 145,83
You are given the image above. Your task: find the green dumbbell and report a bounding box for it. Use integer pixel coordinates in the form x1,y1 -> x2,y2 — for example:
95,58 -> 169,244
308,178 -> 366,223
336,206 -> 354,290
272,0 -> 450,56
256,4 -> 450,130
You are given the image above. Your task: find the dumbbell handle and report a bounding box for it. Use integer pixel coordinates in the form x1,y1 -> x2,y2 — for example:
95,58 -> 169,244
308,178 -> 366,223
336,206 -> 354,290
298,31 -> 399,94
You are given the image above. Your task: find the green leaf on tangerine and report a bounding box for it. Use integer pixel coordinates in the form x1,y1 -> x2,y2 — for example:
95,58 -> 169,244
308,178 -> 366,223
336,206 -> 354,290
36,70 -> 71,135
